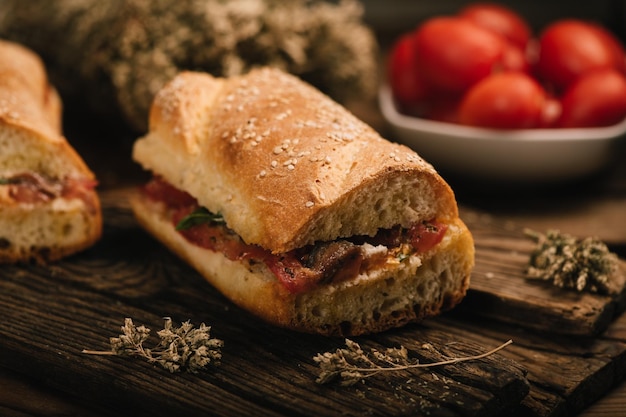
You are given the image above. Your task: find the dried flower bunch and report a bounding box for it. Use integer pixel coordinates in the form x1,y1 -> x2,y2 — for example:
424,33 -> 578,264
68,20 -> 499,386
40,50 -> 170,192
0,0 -> 379,132
314,338 -> 512,386
525,229 -> 619,294
84,318 -> 223,373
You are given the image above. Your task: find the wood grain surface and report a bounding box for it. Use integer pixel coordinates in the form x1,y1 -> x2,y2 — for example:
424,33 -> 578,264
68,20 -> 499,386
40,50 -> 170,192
1,188 -> 625,417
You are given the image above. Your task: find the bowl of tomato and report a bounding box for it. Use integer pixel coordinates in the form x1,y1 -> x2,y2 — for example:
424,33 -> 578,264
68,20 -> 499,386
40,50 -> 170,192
380,84 -> 626,182
381,3 -> 626,183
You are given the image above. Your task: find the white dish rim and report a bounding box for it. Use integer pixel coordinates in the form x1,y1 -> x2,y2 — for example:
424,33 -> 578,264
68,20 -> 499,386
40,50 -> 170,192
378,84 -> 626,144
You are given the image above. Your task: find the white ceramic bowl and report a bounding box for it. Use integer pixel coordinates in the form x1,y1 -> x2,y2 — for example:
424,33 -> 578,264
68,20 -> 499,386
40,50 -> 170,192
379,85 -> 626,183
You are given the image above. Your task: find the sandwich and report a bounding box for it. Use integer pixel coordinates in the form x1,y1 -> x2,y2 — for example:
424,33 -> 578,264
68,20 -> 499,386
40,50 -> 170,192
0,39 -> 102,263
130,67 -> 474,336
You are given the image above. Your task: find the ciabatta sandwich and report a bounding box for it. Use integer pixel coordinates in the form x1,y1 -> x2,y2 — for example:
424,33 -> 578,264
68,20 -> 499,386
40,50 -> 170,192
131,68 -> 474,336
0,39 -> 102,263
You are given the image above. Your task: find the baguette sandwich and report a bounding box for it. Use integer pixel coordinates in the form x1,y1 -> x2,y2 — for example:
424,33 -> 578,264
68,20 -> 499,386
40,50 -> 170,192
0,39 -> 102,263
131,67 -> 474,336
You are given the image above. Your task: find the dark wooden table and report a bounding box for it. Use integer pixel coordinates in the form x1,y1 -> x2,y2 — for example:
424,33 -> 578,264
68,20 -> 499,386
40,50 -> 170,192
1,84 -> 625,417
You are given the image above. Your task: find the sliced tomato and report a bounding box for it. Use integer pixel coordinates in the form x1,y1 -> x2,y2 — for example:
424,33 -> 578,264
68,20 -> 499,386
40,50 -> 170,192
264,256 -> 318,294
408,220 -> 448,253
142,176 -> 197,207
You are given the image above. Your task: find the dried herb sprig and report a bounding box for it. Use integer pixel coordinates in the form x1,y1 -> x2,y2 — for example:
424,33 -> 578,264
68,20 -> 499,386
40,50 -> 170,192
525,229 -> 619,294
83,318 -> 223,373
314,338 -> 513,386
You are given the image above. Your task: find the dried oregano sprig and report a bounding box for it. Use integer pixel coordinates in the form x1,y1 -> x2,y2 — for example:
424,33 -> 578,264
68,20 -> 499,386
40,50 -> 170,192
314,338 -> 512,386
83,318 -> 223,373
524,229 -> 619,294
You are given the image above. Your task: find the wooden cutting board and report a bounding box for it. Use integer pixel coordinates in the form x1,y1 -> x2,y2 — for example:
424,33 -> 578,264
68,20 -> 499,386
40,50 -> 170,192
0,188 -> 624,417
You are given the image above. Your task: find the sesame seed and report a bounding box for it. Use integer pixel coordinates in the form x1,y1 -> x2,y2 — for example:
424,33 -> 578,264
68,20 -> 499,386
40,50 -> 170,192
305,201 -> 314,208
273,146 -> 283,154
271,160 -> 278,168
259,170 -> 267,177
287,164 -> 295,170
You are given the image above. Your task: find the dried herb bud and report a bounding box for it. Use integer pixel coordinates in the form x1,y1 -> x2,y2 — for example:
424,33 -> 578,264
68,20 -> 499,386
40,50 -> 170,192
84,317 -> 223,373
525,229 -> 619,294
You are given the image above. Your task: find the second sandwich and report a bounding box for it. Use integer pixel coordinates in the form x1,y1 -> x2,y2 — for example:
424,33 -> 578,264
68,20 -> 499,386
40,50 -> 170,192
130,67 -> 474,336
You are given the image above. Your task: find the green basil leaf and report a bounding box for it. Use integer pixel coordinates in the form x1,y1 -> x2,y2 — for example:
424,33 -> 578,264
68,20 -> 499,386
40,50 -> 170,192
175,207 -> 225,231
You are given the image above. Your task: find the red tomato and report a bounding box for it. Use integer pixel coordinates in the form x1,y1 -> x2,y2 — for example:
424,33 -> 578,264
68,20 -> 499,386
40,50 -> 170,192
413,17 -> 507,94
502,42 -> 531,73
588,23 -> 626,74
537,19 -> 625,91
557,68 -> 626,127
458,2 -> 532,50
458,72 -> 549,129
539,96 -> 562,128
387,34 -> 430,110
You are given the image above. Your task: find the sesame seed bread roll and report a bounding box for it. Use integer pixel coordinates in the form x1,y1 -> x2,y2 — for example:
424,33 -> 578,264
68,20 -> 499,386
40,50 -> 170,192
131,67 -> 474,336
0,39 -> 102,263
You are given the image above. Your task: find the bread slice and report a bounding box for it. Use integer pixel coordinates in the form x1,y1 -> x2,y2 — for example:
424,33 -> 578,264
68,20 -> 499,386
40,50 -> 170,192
0,39 -> 102,263
131,68 -> 474,336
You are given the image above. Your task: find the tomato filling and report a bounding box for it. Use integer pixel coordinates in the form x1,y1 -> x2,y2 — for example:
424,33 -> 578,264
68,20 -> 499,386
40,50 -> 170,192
142,177 -> 448,294
1,172 -> 98,211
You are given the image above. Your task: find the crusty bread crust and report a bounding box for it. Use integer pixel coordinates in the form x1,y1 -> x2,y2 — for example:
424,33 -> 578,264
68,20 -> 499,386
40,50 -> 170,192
133,68 -> 458,254
0,39 -> 102,263
130,191 -> 474,336
0,40 -> 91,178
